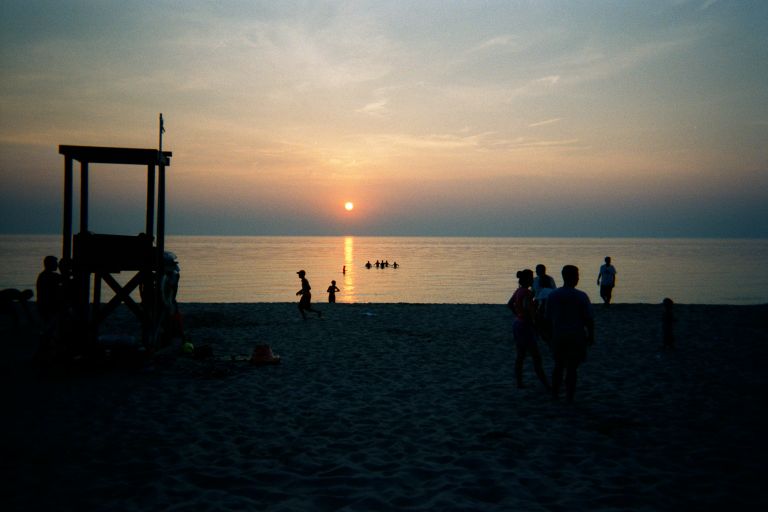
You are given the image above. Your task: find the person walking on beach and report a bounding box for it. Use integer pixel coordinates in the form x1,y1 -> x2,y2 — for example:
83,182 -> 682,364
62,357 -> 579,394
597,256 -> 617,305
296,270 -> 322,319
547,265 -> 594,403
327,280 -> 340,303
508,269 -> 550,390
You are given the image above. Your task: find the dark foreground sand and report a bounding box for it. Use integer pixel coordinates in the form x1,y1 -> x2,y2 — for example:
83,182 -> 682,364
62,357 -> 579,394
2,303 -> 767,511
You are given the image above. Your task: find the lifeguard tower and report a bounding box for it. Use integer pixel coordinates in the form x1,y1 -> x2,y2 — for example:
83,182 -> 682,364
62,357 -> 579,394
58,144 -> 172,350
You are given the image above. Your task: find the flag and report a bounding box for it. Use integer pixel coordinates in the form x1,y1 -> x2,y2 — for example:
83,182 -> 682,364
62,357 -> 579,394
160,113 -> 165,134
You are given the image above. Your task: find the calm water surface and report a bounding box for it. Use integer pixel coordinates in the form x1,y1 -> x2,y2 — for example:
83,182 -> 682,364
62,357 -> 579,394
1,235 -> 767,305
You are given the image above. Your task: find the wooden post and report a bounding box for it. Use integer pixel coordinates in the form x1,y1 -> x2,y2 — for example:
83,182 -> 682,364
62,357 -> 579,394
78,160 -> 91,349
146,164 -> 155,238
158,163 -> 165,261
63,156 -> 73,261
80,161 -> 89,233
93,273 -> 102,312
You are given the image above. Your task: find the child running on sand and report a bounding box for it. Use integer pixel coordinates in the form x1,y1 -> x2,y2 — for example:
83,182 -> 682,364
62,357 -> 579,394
327,280 -> 340,303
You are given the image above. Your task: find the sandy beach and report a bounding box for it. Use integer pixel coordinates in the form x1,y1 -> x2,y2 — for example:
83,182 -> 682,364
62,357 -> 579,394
2,302 -> 766,511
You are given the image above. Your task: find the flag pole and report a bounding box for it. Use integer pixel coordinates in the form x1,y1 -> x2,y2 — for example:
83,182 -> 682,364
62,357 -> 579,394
158,113 -> 164,158
156,112 -> 167,309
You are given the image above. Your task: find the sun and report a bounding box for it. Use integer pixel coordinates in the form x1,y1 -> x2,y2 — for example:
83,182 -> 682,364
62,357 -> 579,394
344,201 -> 354,211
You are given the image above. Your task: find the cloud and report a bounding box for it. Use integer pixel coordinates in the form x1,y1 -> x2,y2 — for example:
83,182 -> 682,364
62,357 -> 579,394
528,118 -> 563,128
364,130 -> 581,153
466,35 -> 520,54
501,75 -> 561,102
356,98 -> 389,117
238,14 -> 395,90
558,37 -> 697,87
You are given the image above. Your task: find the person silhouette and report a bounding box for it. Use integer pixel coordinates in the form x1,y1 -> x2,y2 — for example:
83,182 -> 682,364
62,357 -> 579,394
532,264 -> 556,302
36,255 -> 62,323
296,270 -> 322,319
508,269 -> 550,390
327,280 -> 340,303
532,264 -> 557,344
597,256 -> 617,305
547,265 -> 594,403
36,255 -> 63,353
365,261 -> 372,269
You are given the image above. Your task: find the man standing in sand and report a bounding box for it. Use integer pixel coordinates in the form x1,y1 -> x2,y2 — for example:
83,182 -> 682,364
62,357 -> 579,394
597,256 -> 617,305
296,270 -> 322,320
36,255 -> 62,324
546,265 -> 594,403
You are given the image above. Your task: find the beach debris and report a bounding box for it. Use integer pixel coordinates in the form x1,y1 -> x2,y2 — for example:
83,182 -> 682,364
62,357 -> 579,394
98,334 -> 139,347
250,344 -> 281,365
193,344 -> 213,360
0,288 -> 33,326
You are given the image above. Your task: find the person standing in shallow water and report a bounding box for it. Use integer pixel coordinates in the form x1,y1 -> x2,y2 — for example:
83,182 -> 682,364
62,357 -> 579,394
547,265 -> 594,403
597,256 -> 617,305
508,269 -> 551,390
296,270 -> 322,319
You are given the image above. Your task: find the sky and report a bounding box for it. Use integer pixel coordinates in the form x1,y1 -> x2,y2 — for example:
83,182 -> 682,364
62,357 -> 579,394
1,0 -> 767,237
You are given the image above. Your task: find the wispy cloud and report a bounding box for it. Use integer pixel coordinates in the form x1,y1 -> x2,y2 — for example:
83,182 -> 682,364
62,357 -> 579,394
558,36 -> 698,87
365,130 -> 580,153
466,35 -> 520,55
356,98 -> 389,117
528,118 -> 563,128
503,75 -> 561,102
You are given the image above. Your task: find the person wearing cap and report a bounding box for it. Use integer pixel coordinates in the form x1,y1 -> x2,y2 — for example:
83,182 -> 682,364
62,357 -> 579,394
296,270 -> 322,319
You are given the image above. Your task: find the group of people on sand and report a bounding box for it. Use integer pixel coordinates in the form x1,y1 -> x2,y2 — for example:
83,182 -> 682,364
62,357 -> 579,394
31,255 -> 77,356
0,255 -> 67,331
508,262 -> 599,403
27,252 -> 183,358
365,260 -> 398,269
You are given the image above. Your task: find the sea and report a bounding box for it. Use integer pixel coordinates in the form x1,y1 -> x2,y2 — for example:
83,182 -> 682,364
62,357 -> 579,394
1,235 -> 767,305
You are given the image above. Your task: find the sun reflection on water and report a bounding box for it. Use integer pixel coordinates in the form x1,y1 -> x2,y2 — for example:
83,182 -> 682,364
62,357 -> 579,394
343,236 -> 355,302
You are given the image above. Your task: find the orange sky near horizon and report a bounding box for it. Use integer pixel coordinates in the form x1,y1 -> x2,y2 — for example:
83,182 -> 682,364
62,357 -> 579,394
1,1 -> 766,236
